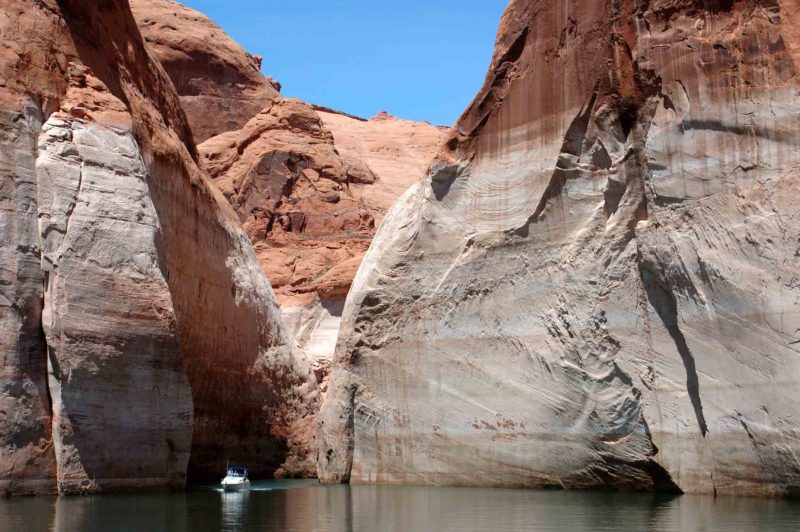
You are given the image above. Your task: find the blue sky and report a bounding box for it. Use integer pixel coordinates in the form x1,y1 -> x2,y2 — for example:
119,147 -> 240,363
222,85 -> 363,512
180,1 -> 508,126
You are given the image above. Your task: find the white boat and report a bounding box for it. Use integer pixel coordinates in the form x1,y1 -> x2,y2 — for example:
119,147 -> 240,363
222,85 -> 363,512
221,466 -> 251,491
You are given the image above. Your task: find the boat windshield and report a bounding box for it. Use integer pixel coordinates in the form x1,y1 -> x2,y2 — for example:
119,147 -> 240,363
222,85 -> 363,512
226,467 -> 248,478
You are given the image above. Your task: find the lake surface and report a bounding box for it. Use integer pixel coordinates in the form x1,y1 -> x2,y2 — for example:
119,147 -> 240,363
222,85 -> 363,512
2,480 -> 800,532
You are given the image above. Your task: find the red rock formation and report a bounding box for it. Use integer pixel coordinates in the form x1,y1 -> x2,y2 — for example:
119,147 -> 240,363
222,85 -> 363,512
130,0 -> 280,142
199,98 -> 377,300
198,102 -> 448,372
318,110 -> 450,226
319,0 -> 800,497
199,103 -> 448,301
0,0 -> 318,495
129,0 -> 448,371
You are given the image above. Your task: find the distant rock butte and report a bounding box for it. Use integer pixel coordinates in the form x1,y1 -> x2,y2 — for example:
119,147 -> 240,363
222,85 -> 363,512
1,0 -> 318,496
318,0 -> 800,497
198,99 -> 447,375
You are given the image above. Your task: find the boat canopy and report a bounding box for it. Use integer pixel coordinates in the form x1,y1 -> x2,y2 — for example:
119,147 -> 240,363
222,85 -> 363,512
227,467 -> 248,476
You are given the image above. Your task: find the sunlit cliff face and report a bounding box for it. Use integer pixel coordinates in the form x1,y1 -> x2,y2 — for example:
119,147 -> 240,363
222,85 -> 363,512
318,0 -> 800,497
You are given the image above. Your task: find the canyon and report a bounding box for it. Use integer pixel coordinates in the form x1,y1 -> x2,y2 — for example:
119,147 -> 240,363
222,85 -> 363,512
1,0 -> 799,500
318,0 -> 800,497
1,0 -> 444,496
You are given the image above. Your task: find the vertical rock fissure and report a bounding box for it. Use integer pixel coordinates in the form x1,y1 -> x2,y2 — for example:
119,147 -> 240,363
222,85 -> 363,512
630,51 -> 709,440
31,107 -> 56,429
60,159 -> 83,239
639,267 -> 709,437
40,272 -> 54,427
341,383 -> 356,484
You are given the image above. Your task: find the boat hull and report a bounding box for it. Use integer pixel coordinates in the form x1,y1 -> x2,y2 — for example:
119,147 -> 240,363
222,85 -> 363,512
221,479 -> 251,491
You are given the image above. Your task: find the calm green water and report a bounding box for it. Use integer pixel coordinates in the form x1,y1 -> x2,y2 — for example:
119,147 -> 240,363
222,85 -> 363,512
2,480 -> 799,532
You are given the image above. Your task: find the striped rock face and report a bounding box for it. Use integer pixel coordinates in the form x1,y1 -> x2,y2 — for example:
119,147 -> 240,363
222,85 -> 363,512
36,104 -> 194,495
319,0 -> 800,496
0,0 -> 318,495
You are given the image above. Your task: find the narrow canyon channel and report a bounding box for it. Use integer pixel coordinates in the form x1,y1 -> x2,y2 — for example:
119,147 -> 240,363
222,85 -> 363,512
2,0 -> 800,530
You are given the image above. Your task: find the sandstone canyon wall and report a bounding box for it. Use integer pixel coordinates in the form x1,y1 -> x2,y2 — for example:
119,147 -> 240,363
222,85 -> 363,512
0,0 -> 318,495
319,0 -> 800,497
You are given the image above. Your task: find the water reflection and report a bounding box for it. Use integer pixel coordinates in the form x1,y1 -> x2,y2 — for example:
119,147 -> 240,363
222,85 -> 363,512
0,481 -> 798,531
52,490 -> 190,531
221,490 -> 250,530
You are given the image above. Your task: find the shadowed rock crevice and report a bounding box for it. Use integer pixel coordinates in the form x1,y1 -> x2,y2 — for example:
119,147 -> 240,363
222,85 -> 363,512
618,97 -> 639,138
645,456 -> 683,493
639,266 -> 709,437
497,26 -> 529,66
642,420 -> 683,492
587,449 -> 682,492
430,162 -> 460,201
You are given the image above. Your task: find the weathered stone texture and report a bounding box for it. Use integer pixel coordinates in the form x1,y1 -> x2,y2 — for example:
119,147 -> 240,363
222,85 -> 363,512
0,108 -> 55,497
0,0 -> 319,494
199,100 -> 447,366
319,0 -> 800,497
130,0 -> 280,142
36,97 -> 193,493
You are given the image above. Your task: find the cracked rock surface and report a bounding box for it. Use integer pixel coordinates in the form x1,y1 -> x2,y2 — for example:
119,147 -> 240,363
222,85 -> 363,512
319,0 -> 800,496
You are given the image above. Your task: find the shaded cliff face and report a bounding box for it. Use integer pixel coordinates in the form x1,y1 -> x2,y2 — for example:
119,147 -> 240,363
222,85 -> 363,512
130,0 -> 280,142
36,67 -> 194,494
319,0 -> 800,497
0,0 -> 318,495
